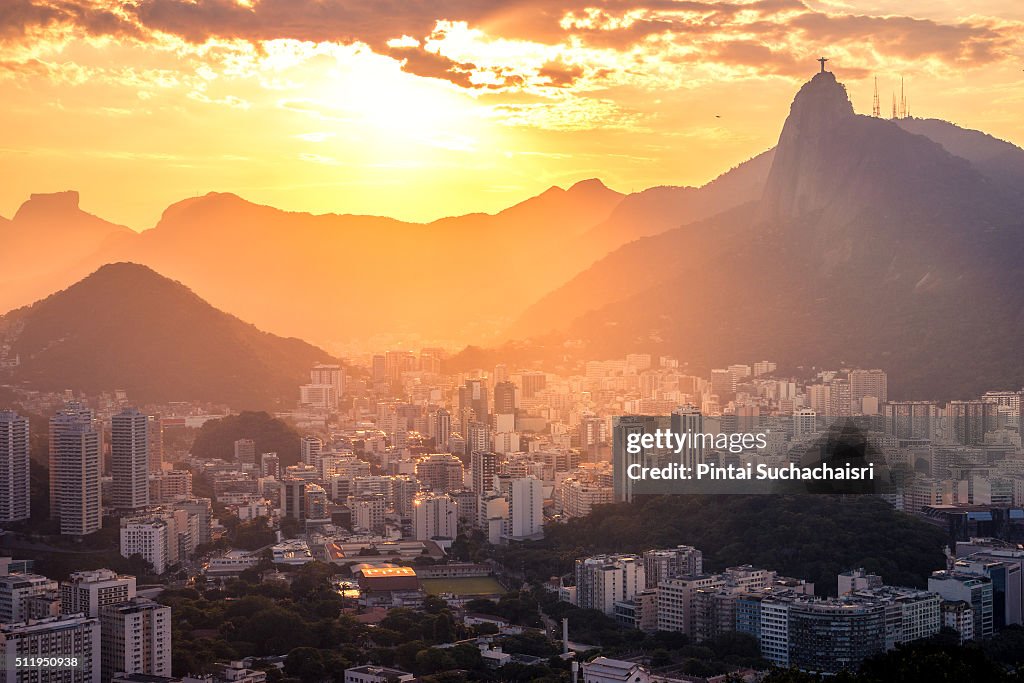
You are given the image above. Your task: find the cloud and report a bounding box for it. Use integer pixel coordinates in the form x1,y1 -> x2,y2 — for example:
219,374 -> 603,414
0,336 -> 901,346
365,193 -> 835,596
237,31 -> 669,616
0,0 -> 139,38
788,12 -> 1010,65
537,58 -> 585,87
1,0 -> 1021,94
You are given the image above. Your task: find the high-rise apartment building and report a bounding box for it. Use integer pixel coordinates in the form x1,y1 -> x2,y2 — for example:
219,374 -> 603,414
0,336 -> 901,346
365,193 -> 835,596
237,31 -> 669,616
521,371 -> 546,399
119,518 -> 170,574
281,477 -> 308,520
850,369 -> 888,408
465,422 -> 491,458
508,476 -> 543,540
828,379 -> 853,418
928,571 -> 995,639
945,400 -> 1000,446
260,452 -> 280,479
643,546 -> 703,589
99,598 -> 171,682
0,574 -> 58,624
49,403 -> 102,536
432,409 -> 451,451
415,453 -> 464,493
347,493 -> 386,533
233,438 -> 255,464
575,554 -> 645,615
671,407 -> 704,472
175,498 -> 212,546
470,451 -> 499,494
411,492 -> 457,541
305,483 -> 330,522
0,411 -> 30,523
299,384 -> 337,409
557,476 -> 613,518
493,381 -> 517,417
111,408 -> 149,510
310,363 -> 344,399
60,569 -> 137,618
146,414 -> 163,473
0,615 -> 100,683
459,379 -> 489,423
300,435 -> 323,469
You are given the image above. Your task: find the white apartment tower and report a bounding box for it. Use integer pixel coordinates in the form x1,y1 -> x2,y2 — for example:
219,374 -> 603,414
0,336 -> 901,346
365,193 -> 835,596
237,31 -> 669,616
60,569 -> 137,618
411,492 -> 458,541
49,403 -> 102,536
0,615 -> 101,683
119,518 -> 171,574
99,598 -> 171,682
111,408 -> 150,510
508,476 -> 543,540
575,554 -> 645,615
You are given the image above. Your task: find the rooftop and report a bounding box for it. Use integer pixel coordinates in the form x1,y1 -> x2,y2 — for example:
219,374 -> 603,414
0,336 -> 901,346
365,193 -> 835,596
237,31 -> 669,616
359,566 -> 417,579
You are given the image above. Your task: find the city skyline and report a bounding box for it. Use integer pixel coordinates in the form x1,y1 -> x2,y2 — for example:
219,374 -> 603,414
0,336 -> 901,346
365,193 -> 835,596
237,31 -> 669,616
3,2 -> 1024,680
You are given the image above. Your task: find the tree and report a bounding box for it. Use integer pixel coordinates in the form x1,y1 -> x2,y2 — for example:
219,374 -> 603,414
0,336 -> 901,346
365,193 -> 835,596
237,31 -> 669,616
237,608 -> 311,654
284,648 -> 325,681
423,595 -> 448,614
414,648 -> 457,675
191,412 -> 302,467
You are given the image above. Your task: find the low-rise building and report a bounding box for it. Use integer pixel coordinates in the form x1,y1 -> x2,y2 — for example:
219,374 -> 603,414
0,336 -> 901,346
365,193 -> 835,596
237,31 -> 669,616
342,665 -> 414,683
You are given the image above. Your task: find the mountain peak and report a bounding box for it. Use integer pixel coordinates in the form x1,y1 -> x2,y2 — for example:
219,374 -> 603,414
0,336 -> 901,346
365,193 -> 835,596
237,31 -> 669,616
87,261 -> 163,281
785,71 -> 854,129
156,191 -> 256,227
2,261 -> 332,407
568,178 -> 610,193
14,190 -> 81,220
760,71 -> 861,220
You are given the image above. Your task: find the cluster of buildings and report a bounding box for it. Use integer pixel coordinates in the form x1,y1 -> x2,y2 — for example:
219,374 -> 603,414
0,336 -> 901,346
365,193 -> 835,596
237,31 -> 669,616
0,399 -> 214,577
4,349 -> 1024,679
288,354 -> 1024,529
566,540 -> 1024,675
0,567 -> 169,683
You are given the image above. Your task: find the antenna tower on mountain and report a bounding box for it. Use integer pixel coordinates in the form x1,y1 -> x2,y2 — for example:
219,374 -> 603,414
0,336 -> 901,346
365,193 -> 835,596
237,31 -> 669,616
872,77 -> 880,117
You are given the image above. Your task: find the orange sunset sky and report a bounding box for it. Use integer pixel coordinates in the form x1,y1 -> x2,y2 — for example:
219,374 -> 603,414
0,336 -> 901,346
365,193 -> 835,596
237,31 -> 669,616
2,0 -> 1024,229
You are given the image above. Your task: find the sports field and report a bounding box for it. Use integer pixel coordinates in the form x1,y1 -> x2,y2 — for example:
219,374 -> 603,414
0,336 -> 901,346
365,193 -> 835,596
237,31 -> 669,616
420,576 -> 507,596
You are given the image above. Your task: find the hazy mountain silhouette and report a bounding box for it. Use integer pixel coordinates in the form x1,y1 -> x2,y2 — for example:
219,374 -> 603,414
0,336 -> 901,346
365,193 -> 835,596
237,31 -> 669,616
510,71 -> 1024,399
0,191 -> 134,313
579,149 -> 775,253
1,167 -> 770,347
0,263 -> 333,408
896,117 -> 1024,199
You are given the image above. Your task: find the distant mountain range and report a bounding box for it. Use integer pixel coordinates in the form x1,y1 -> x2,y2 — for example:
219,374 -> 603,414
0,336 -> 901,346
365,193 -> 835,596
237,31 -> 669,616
4,71 -> 1024,401
0,159 -> 769,348
507,72 -> 1024,399
0,263 -> 333,408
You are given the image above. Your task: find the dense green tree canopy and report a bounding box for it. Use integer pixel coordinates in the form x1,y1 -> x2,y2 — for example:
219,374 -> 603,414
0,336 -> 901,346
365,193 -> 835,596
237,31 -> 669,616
191,411 -> 302,466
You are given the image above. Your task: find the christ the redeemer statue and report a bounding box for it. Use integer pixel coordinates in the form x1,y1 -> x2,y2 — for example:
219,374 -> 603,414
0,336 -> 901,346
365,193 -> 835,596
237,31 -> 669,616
818,57 -> 829,73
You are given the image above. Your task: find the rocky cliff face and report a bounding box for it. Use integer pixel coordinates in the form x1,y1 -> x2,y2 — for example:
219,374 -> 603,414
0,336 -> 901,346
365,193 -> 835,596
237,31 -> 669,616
762,72 -> 856,220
